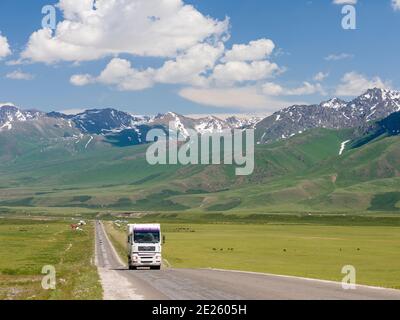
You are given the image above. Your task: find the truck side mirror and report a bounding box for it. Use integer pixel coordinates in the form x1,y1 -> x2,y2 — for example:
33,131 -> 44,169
163,235 -> 166,245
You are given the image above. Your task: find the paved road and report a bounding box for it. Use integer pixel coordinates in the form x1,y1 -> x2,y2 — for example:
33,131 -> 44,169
95,221 -> 400,300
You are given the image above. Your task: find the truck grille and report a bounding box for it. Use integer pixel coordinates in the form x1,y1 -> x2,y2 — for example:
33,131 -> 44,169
138,246 -> 156,252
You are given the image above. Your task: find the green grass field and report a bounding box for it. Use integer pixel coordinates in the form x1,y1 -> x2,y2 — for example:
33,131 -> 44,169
0,219 -> 102,300
106,221 -> 400,290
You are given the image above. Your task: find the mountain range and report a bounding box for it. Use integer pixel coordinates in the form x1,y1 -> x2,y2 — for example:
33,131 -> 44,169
256,88 -> 400,143
0,88 -> 399,215
1,88 -> 399,147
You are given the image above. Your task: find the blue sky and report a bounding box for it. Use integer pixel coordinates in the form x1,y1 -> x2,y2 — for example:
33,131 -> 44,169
0,0 -> 399,116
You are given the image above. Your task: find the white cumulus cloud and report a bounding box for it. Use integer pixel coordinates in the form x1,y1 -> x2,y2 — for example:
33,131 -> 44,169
6,70 -> 34,80
0,33 -> 11,59
96,58 -> 155,91
313,72 -> 329,82
262,82 -> 326,96
154,42 -> 225,86
325,53 -> 354,61
71,39 -> 282,91
179,86 -> 303,112
335,72 -> 391,96
21,0 -> 229,64
222,39 -> 275,62
70,74 -> 94,86
392,0 -> 400,10
332,0 -> 357,4
212,60 -> 281,84
38,1 -> 331,112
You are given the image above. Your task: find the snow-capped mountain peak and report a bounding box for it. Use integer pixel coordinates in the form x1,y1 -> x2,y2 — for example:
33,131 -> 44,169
194,116 -> 227,134
257,88 -> 400,144
0,102 -> 16,108
70,108 -> 143,134
320,98 -> 347,109
0,105 -> 42,131
3,88 -> 400,146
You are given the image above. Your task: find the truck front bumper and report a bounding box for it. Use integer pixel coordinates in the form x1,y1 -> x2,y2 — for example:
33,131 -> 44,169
130,253 -> 162,267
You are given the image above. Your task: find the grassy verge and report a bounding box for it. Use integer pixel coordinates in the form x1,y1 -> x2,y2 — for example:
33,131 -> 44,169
102,221 -> 127,263
105,221 -> 400,289
0,219 -> 102,300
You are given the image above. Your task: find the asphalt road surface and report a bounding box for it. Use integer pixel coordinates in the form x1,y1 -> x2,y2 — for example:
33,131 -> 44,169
95,221 -> 400,300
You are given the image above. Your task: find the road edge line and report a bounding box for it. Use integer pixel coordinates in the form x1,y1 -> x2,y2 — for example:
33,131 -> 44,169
202,268 -> 400,293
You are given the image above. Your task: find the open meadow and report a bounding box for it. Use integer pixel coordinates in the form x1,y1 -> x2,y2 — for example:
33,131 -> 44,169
0,219 -> 102,300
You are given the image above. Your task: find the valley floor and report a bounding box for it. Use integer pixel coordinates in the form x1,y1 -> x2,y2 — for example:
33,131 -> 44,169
107,221 -> 400,290
1,214 -> 400,300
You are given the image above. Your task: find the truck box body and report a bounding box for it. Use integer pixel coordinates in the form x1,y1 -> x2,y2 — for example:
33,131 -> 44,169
127,224 -> 162,270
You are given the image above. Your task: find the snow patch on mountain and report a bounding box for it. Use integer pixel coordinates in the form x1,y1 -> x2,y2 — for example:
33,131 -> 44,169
339,140 -> 351,156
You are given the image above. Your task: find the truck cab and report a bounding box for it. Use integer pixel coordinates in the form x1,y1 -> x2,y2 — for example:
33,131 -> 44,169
127,224 -> 162,270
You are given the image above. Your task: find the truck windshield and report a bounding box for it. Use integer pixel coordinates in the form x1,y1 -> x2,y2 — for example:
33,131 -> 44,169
134,230 -> 160,244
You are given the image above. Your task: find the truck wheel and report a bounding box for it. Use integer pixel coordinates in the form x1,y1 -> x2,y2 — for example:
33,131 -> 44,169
151,266 -> 161,270
129,266 -> 137,270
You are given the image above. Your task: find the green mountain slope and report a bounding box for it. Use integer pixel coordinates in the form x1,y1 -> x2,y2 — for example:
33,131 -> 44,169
0,119 -> 399,215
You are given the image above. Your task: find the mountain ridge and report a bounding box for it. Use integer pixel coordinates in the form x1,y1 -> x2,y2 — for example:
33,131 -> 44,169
1,88 -> 400,146
256,88 -> 400,143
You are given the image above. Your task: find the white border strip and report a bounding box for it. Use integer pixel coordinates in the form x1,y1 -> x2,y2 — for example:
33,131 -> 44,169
203,268 -> 400,293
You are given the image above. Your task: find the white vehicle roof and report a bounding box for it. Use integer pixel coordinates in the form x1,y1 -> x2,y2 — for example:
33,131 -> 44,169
128,224 -> 160,234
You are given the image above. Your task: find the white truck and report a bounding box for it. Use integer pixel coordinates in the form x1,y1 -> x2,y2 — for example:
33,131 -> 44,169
127,224 -> 162,270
